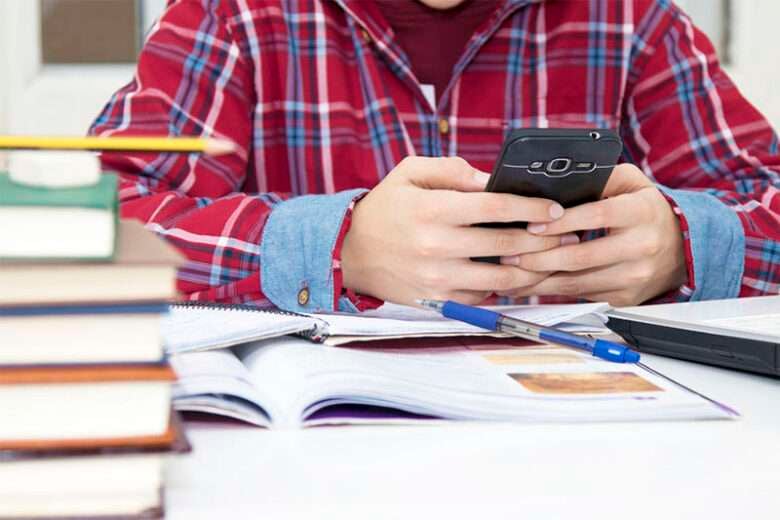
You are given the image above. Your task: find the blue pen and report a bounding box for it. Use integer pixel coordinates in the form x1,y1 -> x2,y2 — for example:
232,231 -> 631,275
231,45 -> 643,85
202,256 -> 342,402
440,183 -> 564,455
417,299 -> 640,364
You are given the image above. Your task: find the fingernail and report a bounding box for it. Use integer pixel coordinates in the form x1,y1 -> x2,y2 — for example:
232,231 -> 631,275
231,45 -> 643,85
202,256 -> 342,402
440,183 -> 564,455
500,255 -> 521,266
527,223 -> 546,234
561,234 -> 580,245
548,203 -> 564,219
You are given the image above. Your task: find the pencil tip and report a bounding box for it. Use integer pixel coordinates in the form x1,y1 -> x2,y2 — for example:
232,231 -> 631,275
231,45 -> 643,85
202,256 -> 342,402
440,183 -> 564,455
205,138 -> 237,156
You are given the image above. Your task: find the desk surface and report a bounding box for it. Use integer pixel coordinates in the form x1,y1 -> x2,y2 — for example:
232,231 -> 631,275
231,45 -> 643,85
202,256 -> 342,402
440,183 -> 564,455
166,352 -> 780,520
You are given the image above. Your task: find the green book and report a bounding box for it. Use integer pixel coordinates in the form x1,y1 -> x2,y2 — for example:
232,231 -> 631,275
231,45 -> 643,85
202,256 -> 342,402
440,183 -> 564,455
0,172 -> 119,260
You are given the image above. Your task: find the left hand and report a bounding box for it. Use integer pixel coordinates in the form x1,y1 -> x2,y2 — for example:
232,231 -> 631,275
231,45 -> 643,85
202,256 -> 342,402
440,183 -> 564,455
501,164 -> 688,306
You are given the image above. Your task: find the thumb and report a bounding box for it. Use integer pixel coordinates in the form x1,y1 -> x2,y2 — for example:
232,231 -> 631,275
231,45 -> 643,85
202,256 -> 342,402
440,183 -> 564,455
602,163 -> 653,198
402,156 -> 490,192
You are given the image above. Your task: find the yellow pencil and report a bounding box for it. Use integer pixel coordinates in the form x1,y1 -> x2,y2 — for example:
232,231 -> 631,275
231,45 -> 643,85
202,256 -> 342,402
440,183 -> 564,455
0,135 -> 236,156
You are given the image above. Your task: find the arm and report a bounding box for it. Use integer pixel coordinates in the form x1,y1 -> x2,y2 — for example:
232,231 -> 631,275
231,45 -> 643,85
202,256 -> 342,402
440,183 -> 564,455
620,3 -> 780,300
94,1 -> 596,310
89,0 -> 366,312
511,3 -> 779,305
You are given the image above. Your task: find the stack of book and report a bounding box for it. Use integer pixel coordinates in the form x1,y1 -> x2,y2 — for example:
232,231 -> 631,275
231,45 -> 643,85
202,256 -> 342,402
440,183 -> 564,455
0,163 -> 187,519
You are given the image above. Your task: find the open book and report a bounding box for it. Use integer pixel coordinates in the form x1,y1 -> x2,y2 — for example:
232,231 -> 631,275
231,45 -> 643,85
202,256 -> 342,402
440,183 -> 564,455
163,301 -> 611,353
171,336 -> 736,428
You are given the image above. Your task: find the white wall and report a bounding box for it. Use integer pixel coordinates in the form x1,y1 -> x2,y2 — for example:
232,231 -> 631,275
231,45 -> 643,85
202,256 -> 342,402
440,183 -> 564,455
679,0 -> 780,128
726,1 -> 780,127
0,0 -> 18,134
675,0 -> 726,55
0,0 -> 164,137
142,0 -> 167,29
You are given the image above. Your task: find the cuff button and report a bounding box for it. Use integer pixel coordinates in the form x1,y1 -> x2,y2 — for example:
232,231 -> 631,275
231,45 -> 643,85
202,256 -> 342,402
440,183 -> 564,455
297,287 -> 310,306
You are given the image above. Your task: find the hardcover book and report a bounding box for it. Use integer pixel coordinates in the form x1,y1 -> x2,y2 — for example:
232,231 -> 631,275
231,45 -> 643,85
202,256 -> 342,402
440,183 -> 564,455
0,171 -> 118,260
0,219 -> 183,306
0,362 -> 176,442
0,302 -> 169,365
0,413 -> 190,520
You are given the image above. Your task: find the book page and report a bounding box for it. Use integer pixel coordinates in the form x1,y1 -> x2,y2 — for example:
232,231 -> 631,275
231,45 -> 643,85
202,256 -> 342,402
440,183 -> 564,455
312,343 -> 733,425
229,336 -> 734,427
172,336 -> 736,428
232,338 -> 314,427
170,349 -> 273,427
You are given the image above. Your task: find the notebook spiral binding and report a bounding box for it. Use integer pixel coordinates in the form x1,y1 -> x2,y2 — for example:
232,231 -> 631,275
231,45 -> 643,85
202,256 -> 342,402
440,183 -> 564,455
172,300 -> 304,317
170,301 -> 328,342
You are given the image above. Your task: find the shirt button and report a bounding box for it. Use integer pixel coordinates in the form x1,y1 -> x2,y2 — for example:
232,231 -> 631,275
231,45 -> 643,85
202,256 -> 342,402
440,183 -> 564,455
297,287 -> 310,306
360,29 -> 371,44
438,118 -> 450,135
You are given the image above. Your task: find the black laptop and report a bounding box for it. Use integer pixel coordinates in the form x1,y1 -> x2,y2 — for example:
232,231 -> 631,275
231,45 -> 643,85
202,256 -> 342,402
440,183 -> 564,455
606,296 -> 780,377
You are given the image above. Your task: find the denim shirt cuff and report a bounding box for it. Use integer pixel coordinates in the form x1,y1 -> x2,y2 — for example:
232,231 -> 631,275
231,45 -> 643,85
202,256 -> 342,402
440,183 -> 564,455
658,186 -> 745,300
260,189 -> 368,312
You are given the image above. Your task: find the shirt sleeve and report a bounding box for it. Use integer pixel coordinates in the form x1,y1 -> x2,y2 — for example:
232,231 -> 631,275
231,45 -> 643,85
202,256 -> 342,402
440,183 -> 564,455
621,3 -> 780,301
88,0 -> 372,312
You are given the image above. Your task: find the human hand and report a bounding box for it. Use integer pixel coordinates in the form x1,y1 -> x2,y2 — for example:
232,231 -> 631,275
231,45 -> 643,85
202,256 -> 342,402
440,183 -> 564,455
502,164 -> 688,306
340,156 -> 577,306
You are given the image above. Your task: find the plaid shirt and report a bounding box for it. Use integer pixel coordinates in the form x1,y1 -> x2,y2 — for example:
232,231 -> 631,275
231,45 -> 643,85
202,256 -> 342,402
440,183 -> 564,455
90,0 -> 780,312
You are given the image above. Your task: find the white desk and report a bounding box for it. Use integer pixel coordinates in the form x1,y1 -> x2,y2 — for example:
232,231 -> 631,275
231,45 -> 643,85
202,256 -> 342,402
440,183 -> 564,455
166,353 -> 780,520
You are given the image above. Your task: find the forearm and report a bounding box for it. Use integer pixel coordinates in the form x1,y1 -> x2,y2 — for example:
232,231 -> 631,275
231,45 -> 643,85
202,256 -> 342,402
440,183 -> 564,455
118,175 -> 371,311
623,3 -> 780,301
657,186 -> 779,302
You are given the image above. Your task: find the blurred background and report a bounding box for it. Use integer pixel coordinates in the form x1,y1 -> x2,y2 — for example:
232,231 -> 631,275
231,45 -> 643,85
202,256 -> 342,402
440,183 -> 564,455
0,0 -> 778,136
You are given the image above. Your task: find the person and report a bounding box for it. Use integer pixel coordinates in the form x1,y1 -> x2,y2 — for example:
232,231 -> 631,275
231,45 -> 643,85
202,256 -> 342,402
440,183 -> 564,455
90,0 -> 780,313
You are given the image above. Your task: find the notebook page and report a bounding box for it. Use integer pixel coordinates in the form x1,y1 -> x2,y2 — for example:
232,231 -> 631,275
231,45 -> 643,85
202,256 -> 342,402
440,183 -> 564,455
315,302 -> 610,338
163,305 -> 319,354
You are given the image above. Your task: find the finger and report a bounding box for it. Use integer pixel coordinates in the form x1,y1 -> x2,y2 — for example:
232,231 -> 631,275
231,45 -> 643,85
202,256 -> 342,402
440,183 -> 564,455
435,227 -> 577,258
601,163 -> 653,198
406,289 -> 490,307
518,233 -> 634,273
511,263 -> 629,299
453,262 -> 549,292
526,192 -> 646,236
401,156 -> 490,192
445,290 -> 493,305
500,234 -> 579,265
444,191 -> 564,225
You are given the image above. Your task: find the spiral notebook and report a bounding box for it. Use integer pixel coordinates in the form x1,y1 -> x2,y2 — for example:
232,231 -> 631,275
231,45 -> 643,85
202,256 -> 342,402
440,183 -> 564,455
162,301 -> 610,354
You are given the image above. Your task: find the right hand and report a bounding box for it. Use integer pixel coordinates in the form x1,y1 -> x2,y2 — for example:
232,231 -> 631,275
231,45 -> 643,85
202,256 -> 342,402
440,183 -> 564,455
340,156 -> 574,306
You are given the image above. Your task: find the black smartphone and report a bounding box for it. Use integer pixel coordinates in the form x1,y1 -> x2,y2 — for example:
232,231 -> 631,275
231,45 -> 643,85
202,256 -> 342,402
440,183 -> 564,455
475,128 -> 623,263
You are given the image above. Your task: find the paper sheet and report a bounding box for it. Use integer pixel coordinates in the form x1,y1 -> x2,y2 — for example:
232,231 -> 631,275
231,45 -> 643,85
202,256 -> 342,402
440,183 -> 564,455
315,302 -> 610,337
163,305 -> 318,353
163,302 -> 610,353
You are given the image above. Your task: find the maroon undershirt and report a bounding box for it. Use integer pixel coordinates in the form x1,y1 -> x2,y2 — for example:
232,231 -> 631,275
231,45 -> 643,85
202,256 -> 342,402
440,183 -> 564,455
373,0 -> 500,101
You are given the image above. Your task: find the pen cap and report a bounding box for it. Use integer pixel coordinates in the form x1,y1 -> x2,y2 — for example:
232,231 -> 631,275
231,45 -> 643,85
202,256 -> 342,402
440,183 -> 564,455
8,151 -> 101,188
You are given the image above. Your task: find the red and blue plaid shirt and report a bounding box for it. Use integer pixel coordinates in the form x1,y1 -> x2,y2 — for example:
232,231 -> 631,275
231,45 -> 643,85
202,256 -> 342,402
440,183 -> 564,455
90,0 -> 780,312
